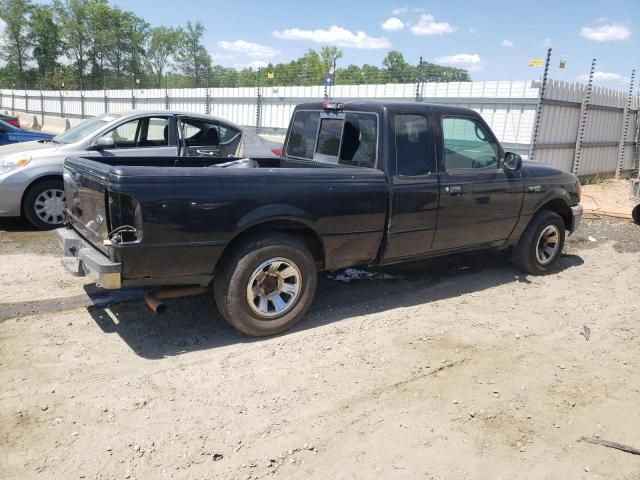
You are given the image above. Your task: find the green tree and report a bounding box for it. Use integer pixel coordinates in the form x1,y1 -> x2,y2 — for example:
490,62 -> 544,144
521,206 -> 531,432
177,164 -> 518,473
176,21 -> 211,85
30,4 -> 62,88
0,0 -> 33,85
382,50 -> 409,82
146,26 -> 181,86
54,0 -> 93,88
320,45 -> 343,74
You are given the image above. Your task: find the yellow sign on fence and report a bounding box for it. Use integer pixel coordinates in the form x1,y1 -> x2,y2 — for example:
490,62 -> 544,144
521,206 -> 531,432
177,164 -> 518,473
529,58 -> 543,67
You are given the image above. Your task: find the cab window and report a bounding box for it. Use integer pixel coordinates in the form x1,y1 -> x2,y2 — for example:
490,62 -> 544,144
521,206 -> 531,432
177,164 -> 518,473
442,117 -> 498,170
394,114 -> 433,176
286,111 -> 320,159
286,110 -> 377,168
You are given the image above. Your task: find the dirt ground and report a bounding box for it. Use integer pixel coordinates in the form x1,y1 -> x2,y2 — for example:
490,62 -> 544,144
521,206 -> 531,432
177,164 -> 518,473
1,216 -> 639,480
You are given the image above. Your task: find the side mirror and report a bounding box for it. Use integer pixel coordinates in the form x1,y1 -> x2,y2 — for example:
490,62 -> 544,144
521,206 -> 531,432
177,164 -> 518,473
504,152 -> 522,171
91,137 -> 115,150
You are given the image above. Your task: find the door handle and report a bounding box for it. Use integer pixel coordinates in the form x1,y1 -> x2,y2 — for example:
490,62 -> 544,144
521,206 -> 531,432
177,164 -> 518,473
444,185 -> 463,195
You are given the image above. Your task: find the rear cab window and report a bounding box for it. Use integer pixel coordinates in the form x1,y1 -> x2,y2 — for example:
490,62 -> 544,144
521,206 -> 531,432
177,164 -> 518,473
286,110 -> 378,168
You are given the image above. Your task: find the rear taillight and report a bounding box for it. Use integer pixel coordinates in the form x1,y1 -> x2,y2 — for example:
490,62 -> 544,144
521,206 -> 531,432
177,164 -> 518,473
271,148 -> 282,157
107,191 -> 142,244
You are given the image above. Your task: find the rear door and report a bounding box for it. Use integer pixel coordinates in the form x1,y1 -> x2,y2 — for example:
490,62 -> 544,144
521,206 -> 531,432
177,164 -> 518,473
90,115 -> 176,158
431,114 -> 523,251
383,111 -> 440,261
178,117 -> 243,157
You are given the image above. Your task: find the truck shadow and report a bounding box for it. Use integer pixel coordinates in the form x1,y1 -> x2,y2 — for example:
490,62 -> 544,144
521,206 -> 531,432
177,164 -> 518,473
86,251 -> 584,360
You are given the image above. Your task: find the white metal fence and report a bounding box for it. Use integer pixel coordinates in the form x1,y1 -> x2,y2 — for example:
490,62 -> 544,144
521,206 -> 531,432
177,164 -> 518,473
1,79 -> 638,176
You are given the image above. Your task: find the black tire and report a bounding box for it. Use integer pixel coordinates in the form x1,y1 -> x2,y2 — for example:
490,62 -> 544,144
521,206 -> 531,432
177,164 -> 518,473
23,179 -> 66,230
513,210 -> 565,275
632,204 -> 640,225
214,233 -> 317,336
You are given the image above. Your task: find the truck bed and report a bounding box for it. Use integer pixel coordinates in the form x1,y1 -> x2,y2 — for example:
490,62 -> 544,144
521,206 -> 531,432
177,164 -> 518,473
62,155 -> 389,286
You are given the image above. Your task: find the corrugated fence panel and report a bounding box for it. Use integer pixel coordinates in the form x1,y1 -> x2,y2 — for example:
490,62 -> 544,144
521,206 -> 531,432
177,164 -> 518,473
1,80 -> 638,175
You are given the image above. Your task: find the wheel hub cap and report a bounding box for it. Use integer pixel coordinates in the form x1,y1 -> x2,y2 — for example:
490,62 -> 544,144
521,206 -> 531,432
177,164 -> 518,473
247,257 -> 301,318
34,189 -> 66,225
536,225 -> 560,265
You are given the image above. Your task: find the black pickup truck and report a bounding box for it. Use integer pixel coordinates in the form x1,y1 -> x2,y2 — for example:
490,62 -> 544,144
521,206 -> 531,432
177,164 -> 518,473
57,100 -> 583,336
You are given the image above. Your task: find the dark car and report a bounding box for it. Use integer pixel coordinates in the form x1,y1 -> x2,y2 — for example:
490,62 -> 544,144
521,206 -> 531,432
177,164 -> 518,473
57,100 -> 583,336
0,119 -> 54,146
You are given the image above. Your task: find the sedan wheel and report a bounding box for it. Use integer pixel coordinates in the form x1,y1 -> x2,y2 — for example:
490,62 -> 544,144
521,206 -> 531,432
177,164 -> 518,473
23,179 -> 66,230
34,188 -> 66,226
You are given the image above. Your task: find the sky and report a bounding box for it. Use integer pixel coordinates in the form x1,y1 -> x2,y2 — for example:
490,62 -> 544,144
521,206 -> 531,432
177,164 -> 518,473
4,0 -> 640,88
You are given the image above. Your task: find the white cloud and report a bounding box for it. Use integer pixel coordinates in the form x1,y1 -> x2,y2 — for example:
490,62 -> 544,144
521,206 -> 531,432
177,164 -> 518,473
468,27 -> 477,34
217,40 -> 280,58
501,38 -> 514,47
577,70 -> 627,82
410,14 -> 456,36
249,60 -> 269,69
542,38 -> 553,47
580,23 -> 631,41
273,25 -> 391,49
391,6 -> 408,15
382,17 -> 405,32
434,53 -> 483,71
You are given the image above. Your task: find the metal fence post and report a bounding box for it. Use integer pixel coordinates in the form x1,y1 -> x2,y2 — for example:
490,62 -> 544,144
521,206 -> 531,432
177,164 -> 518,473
415,56 -> 423,102
40,90 -> 44,125
572,58 -> 596,176
104,87 -> 108,113
205,68 -> 211,115
164,74 -> 169,110
131,76 -> 136,110
80,88 -> 85,119
12,89 -> 15,113
25,90 -> 29,113
529,48 -> 551,162
255,68 -> 262,134
59,88 -> 64,117
615,69 -> 635,178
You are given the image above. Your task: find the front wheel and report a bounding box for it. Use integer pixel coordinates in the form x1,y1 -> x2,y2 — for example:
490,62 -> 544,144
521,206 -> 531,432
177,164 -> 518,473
214,233 -> 318,336
23,179 -> 66,229
513,210 -> 566,275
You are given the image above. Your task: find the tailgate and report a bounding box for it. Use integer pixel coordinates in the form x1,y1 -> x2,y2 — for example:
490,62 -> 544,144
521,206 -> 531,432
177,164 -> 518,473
62,157 -> 111,254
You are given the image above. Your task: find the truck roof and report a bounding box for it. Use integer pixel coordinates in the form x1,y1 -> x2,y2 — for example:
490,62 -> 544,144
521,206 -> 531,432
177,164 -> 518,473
294,100 -> 479,117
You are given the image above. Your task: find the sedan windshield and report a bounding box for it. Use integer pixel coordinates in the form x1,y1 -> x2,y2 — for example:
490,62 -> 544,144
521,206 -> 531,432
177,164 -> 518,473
54,114 -> 121,144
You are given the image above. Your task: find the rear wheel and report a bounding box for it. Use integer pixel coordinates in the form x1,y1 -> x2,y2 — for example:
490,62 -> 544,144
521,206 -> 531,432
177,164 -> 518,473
214,233 -> 317,336
513,210 -> 565,275
23,179 -> 66,230
632,204 -> 640,225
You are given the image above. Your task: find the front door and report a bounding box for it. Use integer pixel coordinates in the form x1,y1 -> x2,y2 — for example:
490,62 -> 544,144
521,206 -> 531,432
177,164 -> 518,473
89,115 -> 176,158
431,115 -> 523,251
383,112 -> 440,261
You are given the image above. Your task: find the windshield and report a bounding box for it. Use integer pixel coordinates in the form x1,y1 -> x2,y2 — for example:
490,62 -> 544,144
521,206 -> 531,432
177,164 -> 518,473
54,114 -> 121,144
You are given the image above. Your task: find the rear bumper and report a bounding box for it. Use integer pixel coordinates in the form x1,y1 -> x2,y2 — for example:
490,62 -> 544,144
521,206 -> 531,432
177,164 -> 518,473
570,204 -> 583,234
56,227 -> 122,289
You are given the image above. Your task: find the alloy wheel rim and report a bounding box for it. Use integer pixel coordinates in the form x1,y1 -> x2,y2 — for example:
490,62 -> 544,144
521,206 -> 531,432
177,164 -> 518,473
536,225 -> 560,265
246,257 -> 302,319
34,189 -> 65,225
